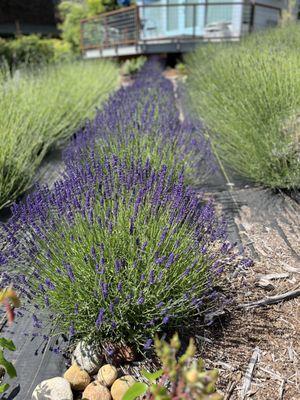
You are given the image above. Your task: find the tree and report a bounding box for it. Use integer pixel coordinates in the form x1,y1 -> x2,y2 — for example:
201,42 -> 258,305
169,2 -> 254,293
281,0 -> 298,25
58,0 -> 118,53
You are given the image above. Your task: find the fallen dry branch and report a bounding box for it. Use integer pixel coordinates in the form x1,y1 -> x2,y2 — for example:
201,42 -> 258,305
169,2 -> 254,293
240,347 -> 260,399
238,289 -> 300,309
224,380 -> 237,400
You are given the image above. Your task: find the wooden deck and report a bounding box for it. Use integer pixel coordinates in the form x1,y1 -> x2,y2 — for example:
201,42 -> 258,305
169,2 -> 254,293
80,1 -> 282,58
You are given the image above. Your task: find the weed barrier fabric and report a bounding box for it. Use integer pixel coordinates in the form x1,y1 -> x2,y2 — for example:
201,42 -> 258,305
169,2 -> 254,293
0,312 -> 68,400
0,148 -> 67,400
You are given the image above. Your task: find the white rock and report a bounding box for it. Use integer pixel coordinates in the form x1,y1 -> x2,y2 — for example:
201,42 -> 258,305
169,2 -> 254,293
32,377 -> 73,400
72,340 -> 103,374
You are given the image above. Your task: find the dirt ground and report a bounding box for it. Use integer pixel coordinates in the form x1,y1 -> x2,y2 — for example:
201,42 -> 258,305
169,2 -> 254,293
200,187 -> 300,400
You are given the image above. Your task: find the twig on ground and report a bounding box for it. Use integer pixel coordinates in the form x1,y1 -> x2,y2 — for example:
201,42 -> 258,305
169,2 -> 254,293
240,347 -> 260,399
215,361 -> 236,371
238,289 -> 300,309
256,273 -> 290,281
259,367 -> 293,384
279,379 -> 286,400
224,380 -> 237,400
280,263 -> 300,274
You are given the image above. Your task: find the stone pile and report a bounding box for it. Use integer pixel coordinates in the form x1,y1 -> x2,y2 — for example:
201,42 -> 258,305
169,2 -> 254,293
32,341 -> 136,400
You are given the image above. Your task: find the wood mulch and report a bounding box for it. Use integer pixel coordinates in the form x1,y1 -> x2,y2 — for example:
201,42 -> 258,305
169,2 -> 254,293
199,187 -> 300,400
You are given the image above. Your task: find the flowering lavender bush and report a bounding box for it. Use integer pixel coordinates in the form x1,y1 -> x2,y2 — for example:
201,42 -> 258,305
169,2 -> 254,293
1,155 -> 233,349
64,62 -> 214,184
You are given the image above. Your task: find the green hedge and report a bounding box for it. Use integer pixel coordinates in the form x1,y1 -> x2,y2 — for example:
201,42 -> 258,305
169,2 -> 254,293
0,35 -> 73,69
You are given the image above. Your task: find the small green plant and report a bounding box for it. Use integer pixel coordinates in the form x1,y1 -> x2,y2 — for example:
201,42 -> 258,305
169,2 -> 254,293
0,288 -> 20,393
123,333 -> 223,400
122,57 -> 147,76
175,62 -> 187,76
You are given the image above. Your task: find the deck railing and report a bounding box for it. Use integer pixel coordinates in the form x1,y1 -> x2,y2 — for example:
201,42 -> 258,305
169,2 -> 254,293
80,2 -> 281,51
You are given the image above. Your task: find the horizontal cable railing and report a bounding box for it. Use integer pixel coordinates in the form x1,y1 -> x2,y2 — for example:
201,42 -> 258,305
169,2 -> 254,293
80,2 -> 281,51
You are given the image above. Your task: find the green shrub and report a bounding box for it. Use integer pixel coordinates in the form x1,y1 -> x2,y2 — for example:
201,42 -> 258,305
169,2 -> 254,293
8,35 -> 55,67
0,60 -> 118,209
124,334 -> 222,400
186,27 -> 300,189
0,36 -> 74,69
122,56 -> 147,76
175,62 -> 188,76
58,0 -> 117,53
47,39 -> 74,63
242,23 -> 300,52
0,39 -> 11,66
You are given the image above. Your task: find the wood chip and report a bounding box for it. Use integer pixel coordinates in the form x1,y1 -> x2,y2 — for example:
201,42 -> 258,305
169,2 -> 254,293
256,273 -> 290,281
240,347 -> 260,399
256,279 -> 275,291
224,380 -> 237,400
279,379 -> 286,400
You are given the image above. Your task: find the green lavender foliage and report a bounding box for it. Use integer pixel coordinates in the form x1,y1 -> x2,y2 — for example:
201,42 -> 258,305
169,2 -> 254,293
4,155 -> 230,350
186,24 -> 300,189
0,60 -> 118,209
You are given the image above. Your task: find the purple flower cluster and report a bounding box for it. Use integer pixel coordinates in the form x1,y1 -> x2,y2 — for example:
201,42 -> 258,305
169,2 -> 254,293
0,152 -> 233,347
63,61 -> 214,183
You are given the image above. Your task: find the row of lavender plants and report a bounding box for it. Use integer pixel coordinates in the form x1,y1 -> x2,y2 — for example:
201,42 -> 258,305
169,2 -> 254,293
64,62 -> 215,184
0,62 -> 235,352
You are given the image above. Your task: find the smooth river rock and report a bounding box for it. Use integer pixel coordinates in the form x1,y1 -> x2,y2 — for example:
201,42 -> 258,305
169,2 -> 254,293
97,364 -> 118,387
111,375 -> 136,400
82,381 -> 111,400
32,377 -> 73,400
64,363 -> 91,391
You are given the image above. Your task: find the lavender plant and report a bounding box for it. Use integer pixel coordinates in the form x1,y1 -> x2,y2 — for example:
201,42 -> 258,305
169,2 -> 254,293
64,62 -> 214,185
186,27 -> 300,189
1,156 -> 233,349
0,60 -> 118,209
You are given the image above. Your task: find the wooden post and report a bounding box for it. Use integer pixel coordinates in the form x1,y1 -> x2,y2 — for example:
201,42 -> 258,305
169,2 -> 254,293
249,1 -> 255,33
104,15 -> 108,47
135,6 -> 141,45
193,4 -> 196,38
